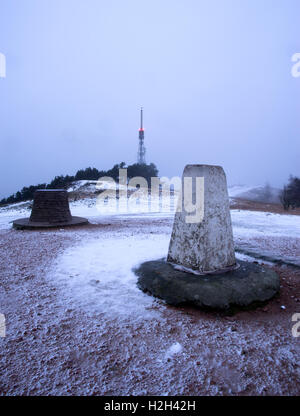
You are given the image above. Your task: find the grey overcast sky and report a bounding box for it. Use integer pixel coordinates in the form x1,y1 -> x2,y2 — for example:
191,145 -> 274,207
0,0 -> 300,198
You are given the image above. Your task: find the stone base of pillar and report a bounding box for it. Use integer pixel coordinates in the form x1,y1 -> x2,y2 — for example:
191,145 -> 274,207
13,216 -> 88,230
135,259 -> 279,311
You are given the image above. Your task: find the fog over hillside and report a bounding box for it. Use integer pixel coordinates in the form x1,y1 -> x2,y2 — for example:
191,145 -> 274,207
1,0 -> 300,198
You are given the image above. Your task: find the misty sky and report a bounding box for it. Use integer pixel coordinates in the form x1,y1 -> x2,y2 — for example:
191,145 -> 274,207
0,0 -> 300,198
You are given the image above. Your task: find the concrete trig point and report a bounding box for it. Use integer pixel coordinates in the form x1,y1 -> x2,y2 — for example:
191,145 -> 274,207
13,189 -> 88,229
168,165 -> 237,274
136,164 -> 279,310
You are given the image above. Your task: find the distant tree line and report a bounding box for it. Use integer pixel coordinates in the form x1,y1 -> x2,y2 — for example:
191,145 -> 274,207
0,162 -> 159,206
280,176 -> 300,210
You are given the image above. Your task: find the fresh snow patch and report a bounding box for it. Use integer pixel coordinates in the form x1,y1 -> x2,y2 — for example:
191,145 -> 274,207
235,252 -> 274,266
67,180 -> 97,192
231,210 -> 300,238
49,233 -> 170,321
165,342 -> 183,358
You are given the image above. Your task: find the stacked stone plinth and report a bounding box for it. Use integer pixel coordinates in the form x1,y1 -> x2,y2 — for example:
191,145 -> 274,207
13,189 -> 88,229
30,190 -> 72,224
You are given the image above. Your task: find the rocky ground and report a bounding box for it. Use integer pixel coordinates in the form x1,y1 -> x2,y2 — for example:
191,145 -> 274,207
0,215 -> 299,396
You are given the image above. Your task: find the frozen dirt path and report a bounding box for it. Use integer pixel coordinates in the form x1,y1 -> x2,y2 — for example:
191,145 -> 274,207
0,213 -> 299,395
231,210 -> 300,267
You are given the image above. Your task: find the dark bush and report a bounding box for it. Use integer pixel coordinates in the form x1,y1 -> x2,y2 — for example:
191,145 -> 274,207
280,176 -> 300,210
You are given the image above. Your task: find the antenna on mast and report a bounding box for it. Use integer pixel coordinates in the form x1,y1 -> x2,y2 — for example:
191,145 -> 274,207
137,107 -> 146,164
140,107 -> 143,129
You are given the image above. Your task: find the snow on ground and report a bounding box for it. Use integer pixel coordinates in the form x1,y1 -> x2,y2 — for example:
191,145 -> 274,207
1,196 -> 299,265
67,180 -> 98,193
0,202 -> 31,231
231,210 -> 300,266
0,214 -> 299,395
51,232 -> 170,321
67,179 -> 139,193
68,180 -> 278,202
231,209 -> 300,239
165,342 -> 183,359
0,194 -> 300,395
45,209 -> 300,331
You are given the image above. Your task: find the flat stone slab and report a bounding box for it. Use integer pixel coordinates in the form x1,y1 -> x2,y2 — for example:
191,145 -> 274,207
13,216 -> 88,230
135,260 -> 279,310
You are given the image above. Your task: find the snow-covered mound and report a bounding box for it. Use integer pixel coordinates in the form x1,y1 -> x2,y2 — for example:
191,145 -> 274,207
67,180 -> 98,193
70,181 -> 282,204
67,179 -> 136,194
228,184 -> 281,204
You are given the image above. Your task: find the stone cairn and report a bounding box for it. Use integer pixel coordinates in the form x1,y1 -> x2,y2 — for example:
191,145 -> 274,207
135,164 -> 279,310
13,189 -> 88,229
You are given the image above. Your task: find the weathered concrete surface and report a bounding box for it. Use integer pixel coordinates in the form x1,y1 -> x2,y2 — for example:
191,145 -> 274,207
167,165 -> 236,274
135,260 -> 280,310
